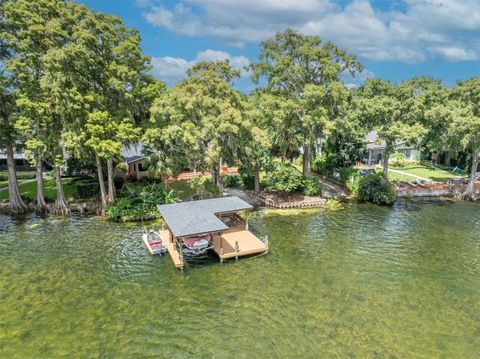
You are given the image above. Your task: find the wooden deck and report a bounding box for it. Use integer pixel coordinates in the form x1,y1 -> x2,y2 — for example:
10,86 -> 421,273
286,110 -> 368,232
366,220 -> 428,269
160,229 -> 184,269
213,229 -> 268,261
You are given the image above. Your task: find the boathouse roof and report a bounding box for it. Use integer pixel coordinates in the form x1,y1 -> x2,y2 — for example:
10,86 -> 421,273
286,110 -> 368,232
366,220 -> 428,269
157,196 -> 253,238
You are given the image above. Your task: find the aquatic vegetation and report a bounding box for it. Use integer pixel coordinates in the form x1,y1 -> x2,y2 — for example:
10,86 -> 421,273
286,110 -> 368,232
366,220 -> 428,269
323,199 -> 345,211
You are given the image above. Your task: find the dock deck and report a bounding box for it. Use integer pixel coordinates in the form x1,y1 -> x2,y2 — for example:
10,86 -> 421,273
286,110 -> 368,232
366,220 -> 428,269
160,229 -> 184,269
213,229 -> 268,260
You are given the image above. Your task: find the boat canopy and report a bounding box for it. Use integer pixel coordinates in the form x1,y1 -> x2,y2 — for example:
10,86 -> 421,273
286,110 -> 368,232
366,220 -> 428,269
157,196 -> 253,238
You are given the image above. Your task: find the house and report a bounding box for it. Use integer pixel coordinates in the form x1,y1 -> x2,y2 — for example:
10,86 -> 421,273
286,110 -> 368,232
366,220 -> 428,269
365,131 -> 421,166
121,143 -> 147,180
0,148 -> 36,172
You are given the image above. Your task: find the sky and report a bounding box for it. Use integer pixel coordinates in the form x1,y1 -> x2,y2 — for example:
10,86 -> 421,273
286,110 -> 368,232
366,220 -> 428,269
78,0 -> 480,92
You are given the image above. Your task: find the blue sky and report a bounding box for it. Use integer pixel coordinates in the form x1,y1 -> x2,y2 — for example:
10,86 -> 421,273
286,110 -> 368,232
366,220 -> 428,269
79,0 -> 480,91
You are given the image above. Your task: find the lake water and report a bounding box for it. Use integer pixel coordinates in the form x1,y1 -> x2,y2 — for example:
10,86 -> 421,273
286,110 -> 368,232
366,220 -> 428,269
1,200 -> 480,357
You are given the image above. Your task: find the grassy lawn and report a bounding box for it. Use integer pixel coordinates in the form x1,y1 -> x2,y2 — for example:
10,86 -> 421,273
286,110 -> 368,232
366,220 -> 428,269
0,177 -> 76,201
374,169 -> 416,182
0,180 -> 8,188
168,178 -> 220,201
390,165 -> 459,182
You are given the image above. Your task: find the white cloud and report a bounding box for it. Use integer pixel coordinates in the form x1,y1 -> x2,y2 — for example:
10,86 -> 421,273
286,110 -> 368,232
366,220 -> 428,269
143,0 -> 480,62
150,49 -> 250,86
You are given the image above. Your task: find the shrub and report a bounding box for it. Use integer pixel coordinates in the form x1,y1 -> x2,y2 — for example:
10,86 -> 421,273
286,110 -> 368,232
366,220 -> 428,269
391,152 -> 407,168
113,176 -> 125,190
107,183 -> 179,221
221,174 -> 240,188
302,177 -> 322,196
65,157 -> 98,177
357,174 -> 397,205
0,172 -> 36,181
264,163 -> 304,194
338,167 -> 357,184
74,179 -> 100,199
239,172 -> 255,190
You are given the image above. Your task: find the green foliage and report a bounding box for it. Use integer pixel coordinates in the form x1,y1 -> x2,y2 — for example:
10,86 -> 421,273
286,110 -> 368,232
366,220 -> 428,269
113,176 -> 125,190
264,163 -> 304,194
324,199 -> 345,211
65,157 -> 98,177
239,171 -> 255,190
221,175 -> 240,188
107,183 -> 179,221
357,174 -> 397,205
144,60 -> 249,183
302,177 -> 322,196
0,171 -> 36,181
313,154 -> 333,174
189,177 -> 219,199
391,152 -> 407,168
74,179 -> 100,199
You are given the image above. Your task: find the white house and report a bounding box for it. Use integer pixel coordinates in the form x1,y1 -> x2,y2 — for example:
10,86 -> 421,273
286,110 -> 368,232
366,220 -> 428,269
365,131 -> 421,166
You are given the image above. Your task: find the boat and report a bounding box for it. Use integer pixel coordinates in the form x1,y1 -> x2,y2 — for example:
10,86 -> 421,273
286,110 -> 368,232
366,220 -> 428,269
181,235 -> 213,256
142,229 -> 167,255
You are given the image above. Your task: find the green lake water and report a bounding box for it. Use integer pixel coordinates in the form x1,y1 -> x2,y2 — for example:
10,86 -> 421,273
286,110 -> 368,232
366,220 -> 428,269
1,200 -> 480,358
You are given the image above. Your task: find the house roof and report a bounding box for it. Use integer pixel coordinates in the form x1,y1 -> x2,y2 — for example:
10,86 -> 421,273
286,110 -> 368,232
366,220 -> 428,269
122,143 -> 144,163
157,196 -> 253,238
365,131 -> 411,150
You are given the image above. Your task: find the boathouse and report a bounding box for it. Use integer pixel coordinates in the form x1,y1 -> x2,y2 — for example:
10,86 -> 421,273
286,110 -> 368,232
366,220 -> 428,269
157,196 -> 268,269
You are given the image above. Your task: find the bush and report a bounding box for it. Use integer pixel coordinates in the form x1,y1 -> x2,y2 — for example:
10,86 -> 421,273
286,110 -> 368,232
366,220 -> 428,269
0,172 -> 36,181
107,183 -> 179,221
390,152 -> 407,168
264,163 -> 304,194
312,154 -> 334,174
221,175 -> 240,188
239,172 -> 255,190
302,177 -> 322,196
357,174 -> 397,205
74,179 -> 100,199
113,176 -> 125,190
65,157 -> 98,177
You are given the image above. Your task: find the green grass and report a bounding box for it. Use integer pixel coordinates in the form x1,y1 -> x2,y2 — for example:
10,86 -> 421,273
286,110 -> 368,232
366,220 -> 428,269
390,165 -> 459,182
375,169 -> 416,182
168,178 -> 219,200
0,177 -> 76,201
0,171 -> 36,181
0,180 -> 8,188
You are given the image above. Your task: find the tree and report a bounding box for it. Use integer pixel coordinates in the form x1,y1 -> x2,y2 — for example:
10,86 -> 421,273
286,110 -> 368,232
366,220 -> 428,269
250,29 -> 363,176
145,60 -> 249,189
428,78 -> 480,200
1,0 -> 71,213
353,78 -> 427,177
0,71 -> 28,214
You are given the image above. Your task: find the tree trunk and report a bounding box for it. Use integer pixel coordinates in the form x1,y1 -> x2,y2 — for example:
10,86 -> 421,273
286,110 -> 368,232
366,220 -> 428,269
466,147 -> 480,201
444,152 -> 451,167
52,166 -> 69,215
107,158 -> 115,204
162,176 -> 169,189
254,169 -> 261,193
6,143 -> 28,214
96,156 -> 107,215
302,143 -> 309,177
382,151 -> 390,178
35,158 -> 48,214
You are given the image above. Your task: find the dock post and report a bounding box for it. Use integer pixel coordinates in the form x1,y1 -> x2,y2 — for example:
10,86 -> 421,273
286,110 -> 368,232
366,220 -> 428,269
235,241 -> 239,260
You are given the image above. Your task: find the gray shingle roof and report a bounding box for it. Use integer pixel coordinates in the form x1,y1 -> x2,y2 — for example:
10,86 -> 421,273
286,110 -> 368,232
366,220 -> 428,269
157,196 -> 253,238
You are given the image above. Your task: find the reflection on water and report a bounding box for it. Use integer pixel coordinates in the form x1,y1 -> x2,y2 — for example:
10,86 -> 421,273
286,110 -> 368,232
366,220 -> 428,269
1,200 -> 480,357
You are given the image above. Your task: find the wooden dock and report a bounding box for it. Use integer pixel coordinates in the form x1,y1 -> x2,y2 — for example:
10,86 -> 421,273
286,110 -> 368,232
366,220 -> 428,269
213,229 -> 268,261
160,229 -> 184,269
